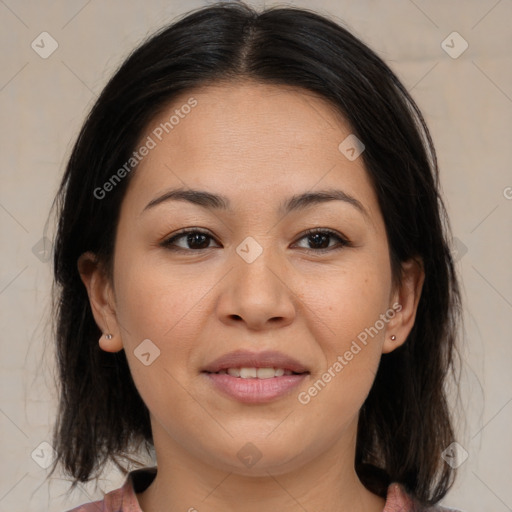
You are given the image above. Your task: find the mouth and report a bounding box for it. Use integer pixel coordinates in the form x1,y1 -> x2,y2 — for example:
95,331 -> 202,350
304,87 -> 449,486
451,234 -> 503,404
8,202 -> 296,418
201,350 -> 310,403
204,367 -> 305,378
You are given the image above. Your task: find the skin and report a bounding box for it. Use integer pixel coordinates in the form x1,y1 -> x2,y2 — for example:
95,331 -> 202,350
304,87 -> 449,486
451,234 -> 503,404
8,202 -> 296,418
78,81 -> 424,512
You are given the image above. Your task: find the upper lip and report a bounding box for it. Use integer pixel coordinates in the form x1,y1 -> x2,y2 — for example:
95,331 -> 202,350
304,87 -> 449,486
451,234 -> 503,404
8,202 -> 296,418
202,350 -> 309,374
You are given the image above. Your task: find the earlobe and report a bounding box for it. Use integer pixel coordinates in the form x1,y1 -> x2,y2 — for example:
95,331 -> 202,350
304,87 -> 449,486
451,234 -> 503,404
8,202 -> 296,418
98,332 -> 123,353
382,257 -> 425,354
77,251 -> 123,353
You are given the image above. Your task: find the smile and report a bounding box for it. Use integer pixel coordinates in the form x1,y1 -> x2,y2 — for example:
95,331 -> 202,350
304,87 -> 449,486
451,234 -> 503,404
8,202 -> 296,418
209,367 -> 296,378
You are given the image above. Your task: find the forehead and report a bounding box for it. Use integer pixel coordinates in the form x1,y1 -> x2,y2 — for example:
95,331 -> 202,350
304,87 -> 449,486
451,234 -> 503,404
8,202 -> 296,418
159,81 -> 350,159
123,80 -> 380,225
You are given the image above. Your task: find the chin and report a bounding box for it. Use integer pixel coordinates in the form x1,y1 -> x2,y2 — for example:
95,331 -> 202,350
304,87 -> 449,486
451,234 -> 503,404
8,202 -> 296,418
200,436 -> 312,477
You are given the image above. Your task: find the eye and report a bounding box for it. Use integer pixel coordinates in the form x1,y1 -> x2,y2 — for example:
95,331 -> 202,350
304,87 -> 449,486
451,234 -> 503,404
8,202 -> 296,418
293,228 -> 351,253
160,227 -> 351,253
160,229 -> 220,251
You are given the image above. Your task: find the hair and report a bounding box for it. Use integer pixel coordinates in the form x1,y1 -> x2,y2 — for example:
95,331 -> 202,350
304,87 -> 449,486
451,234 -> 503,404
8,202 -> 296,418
48,1 -> 463,506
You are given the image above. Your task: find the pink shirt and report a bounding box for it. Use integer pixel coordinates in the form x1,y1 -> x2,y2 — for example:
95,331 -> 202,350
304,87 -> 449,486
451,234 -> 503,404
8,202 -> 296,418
65,467 -> 463,512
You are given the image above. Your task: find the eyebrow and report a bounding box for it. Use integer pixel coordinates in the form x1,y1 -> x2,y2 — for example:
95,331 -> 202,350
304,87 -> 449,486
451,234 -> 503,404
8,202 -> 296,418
142,187 -> 369,219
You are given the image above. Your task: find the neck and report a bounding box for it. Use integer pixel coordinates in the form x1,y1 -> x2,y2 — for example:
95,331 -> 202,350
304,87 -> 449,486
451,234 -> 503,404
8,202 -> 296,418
136,419 -> 386,512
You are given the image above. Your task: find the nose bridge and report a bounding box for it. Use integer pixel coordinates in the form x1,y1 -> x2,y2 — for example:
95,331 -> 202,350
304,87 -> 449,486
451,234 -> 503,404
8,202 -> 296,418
234,234 -> 284,295
217,234 -> 296,328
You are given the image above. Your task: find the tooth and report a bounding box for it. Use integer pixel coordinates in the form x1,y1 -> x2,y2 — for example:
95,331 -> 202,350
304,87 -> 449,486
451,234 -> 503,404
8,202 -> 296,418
256,368 -> 276,379
240,367 -> 258,378
223,367 -> 294,378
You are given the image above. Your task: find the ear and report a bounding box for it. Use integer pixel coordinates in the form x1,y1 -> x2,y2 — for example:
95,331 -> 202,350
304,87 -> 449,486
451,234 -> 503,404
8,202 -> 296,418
382,257 -> 425,354
77,251 -> 123,353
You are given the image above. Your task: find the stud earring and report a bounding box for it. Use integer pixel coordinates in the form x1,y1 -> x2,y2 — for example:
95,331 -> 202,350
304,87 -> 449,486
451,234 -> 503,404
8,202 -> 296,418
390,335 -> 396,341
104,333 -> 113,340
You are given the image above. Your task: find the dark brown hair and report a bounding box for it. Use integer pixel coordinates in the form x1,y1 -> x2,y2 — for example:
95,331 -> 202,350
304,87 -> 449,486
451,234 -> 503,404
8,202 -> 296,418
48,2 -> 463,506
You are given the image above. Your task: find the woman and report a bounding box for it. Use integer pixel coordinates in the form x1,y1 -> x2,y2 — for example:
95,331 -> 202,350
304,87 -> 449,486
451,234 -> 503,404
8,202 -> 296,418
49,2 -> 464,511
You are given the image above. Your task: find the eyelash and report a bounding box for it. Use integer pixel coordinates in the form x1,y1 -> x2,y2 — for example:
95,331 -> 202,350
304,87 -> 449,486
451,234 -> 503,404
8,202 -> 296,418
160,227 -> 351,254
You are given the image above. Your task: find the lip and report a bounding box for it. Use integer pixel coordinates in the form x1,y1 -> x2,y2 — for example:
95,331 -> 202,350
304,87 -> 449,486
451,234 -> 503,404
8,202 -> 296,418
201,349 -> 309,404
201,349 -> 309,374
203,372 -> 308,403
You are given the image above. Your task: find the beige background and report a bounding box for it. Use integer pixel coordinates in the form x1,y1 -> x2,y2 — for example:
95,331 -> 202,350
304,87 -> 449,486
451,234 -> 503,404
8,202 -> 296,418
0,0 -> 511,511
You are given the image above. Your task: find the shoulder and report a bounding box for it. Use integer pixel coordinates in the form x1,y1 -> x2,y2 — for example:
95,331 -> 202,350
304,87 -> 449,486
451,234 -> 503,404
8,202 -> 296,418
62,467 -> 157,512
384,483 -> 466,512
424,506 -> 466,512
63,484 -> 130,512
64,499 -> 104,512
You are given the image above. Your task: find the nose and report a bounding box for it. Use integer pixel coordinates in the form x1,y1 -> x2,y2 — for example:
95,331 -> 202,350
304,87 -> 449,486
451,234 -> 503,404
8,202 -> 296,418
216,240 -> 296,331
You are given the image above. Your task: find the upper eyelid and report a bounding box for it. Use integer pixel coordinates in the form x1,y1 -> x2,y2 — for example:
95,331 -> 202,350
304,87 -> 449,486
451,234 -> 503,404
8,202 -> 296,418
162,229 -> 220,249
163,228 -> 349,249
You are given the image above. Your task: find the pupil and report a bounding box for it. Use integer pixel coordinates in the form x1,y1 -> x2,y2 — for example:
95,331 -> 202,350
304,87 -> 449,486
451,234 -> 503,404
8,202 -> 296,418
188,233 -> 208,249
310,233 -> 329,249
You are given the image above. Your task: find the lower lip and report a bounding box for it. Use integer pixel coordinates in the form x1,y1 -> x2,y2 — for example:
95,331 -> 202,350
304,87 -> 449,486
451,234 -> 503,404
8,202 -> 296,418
202,372 -> 308,403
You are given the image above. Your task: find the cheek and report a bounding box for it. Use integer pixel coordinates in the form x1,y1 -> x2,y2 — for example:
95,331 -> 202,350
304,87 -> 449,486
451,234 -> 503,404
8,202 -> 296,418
113,254 -> 216,343
112,256 -> 213,426
295,259 -> 390,411
300,257 -> 391,351
111,253 -> 226,413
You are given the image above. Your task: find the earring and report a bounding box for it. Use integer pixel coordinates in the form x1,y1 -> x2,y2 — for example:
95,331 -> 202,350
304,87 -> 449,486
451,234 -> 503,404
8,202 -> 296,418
390,335 -> 396,341
104,333 -> 113,340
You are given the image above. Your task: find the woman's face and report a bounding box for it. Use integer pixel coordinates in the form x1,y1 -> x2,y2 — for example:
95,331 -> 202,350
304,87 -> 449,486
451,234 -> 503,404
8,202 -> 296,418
82,81 -> 423,476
